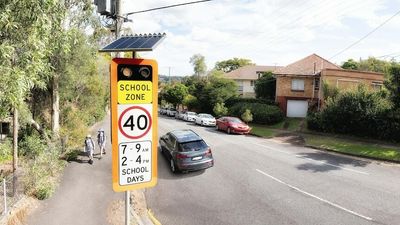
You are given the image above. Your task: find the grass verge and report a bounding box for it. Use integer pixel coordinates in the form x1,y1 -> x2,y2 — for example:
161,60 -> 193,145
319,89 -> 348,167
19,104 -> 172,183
305,135 -> 400,162
250,124 -> 279,138
250,122 -> 400,162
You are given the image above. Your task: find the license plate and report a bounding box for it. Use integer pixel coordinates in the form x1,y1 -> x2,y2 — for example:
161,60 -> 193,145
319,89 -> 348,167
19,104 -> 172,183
192,156 -> 202,161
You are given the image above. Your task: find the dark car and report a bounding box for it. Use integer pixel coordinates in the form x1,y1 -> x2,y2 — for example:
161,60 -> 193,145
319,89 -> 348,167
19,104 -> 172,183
216,116 -> 251,134
159,129 -> 214,173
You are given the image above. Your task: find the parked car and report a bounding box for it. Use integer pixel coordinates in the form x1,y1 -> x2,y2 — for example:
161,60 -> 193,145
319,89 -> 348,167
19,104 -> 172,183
216,116 -> 251,134
159,129 -> 214,173
183,111 -> 197,122
166,108 -> 177,117
195,113 -> 216,126
175,110 -> 186,120
159,107 -> 167,115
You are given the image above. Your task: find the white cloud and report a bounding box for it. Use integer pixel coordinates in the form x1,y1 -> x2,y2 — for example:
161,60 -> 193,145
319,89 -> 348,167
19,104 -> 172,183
120,0 -> 400,76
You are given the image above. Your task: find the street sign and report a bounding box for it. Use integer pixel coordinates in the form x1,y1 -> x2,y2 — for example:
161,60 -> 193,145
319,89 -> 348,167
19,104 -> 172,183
111,58 -> 158,192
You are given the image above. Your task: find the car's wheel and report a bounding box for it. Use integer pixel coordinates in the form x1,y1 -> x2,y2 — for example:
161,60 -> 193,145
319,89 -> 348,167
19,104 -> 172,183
201,121 -> 204,126
227,127 -> 231,134
170,158 -> 177,173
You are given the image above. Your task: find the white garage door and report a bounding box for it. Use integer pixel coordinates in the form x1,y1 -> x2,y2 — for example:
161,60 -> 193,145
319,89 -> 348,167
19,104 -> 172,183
287,100 -> 308,118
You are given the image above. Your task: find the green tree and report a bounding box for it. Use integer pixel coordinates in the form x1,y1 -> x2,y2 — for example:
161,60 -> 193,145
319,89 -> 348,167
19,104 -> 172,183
162,83 -> 189,108
189,54 -> 207,76
254,72 -> 276,100
213,102 -> 228,117
341,59 -> 359,70
387,65 -> 400,108
358,57 -> 391,73
241,109 -> 253,124
215,58 -> 254,73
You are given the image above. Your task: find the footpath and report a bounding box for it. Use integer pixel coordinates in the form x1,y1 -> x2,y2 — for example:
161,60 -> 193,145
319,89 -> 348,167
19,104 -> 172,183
25,115 -> 153,225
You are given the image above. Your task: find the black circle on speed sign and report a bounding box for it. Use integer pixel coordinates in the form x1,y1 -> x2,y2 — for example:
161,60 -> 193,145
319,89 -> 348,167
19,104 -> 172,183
118,106 -> 152,139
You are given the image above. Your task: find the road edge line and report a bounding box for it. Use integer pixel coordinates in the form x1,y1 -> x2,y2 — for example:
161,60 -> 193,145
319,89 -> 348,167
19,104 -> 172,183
147,209 -> 162,225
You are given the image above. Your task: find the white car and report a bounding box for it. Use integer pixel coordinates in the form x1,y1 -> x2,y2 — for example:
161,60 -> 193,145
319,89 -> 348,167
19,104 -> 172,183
195,113 -> 216,126
183,111 -> 197,122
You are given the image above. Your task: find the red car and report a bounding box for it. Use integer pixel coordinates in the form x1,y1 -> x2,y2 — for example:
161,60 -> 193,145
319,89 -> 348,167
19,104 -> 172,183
216,116 -> 251,134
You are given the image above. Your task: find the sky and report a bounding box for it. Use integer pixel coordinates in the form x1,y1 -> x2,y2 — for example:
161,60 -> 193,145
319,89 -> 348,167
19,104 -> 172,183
120,0 -> 400,76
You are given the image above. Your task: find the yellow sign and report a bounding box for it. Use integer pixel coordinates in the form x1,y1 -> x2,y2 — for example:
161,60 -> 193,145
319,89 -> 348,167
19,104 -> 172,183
111,58 -> 158,192
118,81 -> 152,104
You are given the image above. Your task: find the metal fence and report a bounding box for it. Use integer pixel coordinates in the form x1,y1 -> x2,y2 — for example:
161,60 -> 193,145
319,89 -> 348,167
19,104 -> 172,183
0,174 -> 24,216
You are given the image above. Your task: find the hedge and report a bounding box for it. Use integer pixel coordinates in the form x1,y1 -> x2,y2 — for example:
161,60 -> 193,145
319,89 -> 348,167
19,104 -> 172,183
229,102 -> 283,124
225,97 -> 277,108
307,87 -> 400,142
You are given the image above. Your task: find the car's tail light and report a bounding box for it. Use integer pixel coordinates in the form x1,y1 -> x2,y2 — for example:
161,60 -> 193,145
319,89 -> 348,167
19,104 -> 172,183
204,148 -> 212,157
176,153 -> 188,159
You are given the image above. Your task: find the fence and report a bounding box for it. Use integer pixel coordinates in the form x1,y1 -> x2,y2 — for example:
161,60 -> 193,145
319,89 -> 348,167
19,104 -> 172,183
0,174 -> 24,216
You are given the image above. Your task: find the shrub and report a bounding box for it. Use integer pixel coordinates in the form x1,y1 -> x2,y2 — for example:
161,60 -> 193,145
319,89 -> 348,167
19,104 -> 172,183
0,139 -> 12,162
19,133 -> 46,159
229,103 -> 283,124
307,86 -> 400,142
23,143 -> 65,200
225,97 -> 276,107
241,109 -> 253,124
213,102 -> 228,117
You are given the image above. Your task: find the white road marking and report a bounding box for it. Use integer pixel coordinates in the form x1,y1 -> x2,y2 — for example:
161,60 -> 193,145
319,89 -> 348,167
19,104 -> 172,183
295,155 -> 370,175
255,169 -> 373,221
254,143 -> 291,154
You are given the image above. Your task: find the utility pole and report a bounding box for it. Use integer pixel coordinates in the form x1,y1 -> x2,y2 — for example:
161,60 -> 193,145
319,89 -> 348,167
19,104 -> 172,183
169,67 -> 171,83
115,0 -> 122,57
114,2 -> 130,224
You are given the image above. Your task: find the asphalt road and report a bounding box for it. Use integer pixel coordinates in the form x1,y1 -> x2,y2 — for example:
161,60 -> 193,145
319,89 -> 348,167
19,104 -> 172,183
146,115 -> 400,225
27,115 -> 122,225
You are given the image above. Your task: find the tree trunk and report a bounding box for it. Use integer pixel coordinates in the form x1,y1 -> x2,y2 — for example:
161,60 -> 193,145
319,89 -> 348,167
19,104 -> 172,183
12,107 -> 18,171
30,119 -> 50,143
52,75 -> 60,137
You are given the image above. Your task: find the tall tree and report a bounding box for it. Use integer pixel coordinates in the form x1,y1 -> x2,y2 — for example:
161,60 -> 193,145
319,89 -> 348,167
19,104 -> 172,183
254,72 -> 276,100
341,59 -> 359,70
189,54 -> 207,76
0,0 -> 62,169
161,83 -> 189,108
215,58 -> 254,73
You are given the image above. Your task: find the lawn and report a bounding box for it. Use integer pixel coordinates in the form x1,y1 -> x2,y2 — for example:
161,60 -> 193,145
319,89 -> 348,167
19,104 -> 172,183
250,124 -> 279,138
249,122 -> 400,162
305,135 -> 400,162
267,118 -> 303,131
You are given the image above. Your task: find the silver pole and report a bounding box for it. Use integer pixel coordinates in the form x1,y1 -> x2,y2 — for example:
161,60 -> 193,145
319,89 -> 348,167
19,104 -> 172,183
125,191 -> 130,225
3,178 -> 7,215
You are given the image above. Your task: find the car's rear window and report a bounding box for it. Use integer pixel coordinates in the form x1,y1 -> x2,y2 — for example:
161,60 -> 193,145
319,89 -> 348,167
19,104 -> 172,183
228,118 -> 242,123
179,141 -> 207,152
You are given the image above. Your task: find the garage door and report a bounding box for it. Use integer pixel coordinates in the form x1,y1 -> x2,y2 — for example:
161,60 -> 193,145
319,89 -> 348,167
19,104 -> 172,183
287,100 -> 308,118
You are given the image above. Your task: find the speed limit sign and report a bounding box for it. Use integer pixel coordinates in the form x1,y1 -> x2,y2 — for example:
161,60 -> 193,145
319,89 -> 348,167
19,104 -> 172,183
111,58 -> 158,192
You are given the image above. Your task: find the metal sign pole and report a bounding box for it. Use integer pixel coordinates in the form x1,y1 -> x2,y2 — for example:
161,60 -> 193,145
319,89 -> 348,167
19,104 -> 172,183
125,190 -> 130,225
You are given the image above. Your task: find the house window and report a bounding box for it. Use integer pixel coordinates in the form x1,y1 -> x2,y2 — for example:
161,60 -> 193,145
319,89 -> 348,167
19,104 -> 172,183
257,72 -> 262,79
250,80 -> 255,86
371,81 -> 383,90
292,79 -> 305,91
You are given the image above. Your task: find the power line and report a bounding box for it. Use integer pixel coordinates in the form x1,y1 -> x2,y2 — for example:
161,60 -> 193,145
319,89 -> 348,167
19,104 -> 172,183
329,8 -> 400,60
126,0 -> 212,16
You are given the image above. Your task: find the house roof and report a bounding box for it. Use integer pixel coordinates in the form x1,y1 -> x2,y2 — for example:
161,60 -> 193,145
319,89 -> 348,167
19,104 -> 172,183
224,65 -> 282,80
274,54 -> 341,76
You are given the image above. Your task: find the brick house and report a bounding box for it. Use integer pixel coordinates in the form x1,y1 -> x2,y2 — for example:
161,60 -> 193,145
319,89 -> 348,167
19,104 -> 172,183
274,54 -> 384,117
224,65 -> 282,97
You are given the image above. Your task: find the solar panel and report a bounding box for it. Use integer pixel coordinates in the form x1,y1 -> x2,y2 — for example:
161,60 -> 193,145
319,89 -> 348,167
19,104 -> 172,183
99,33 -> 166,52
